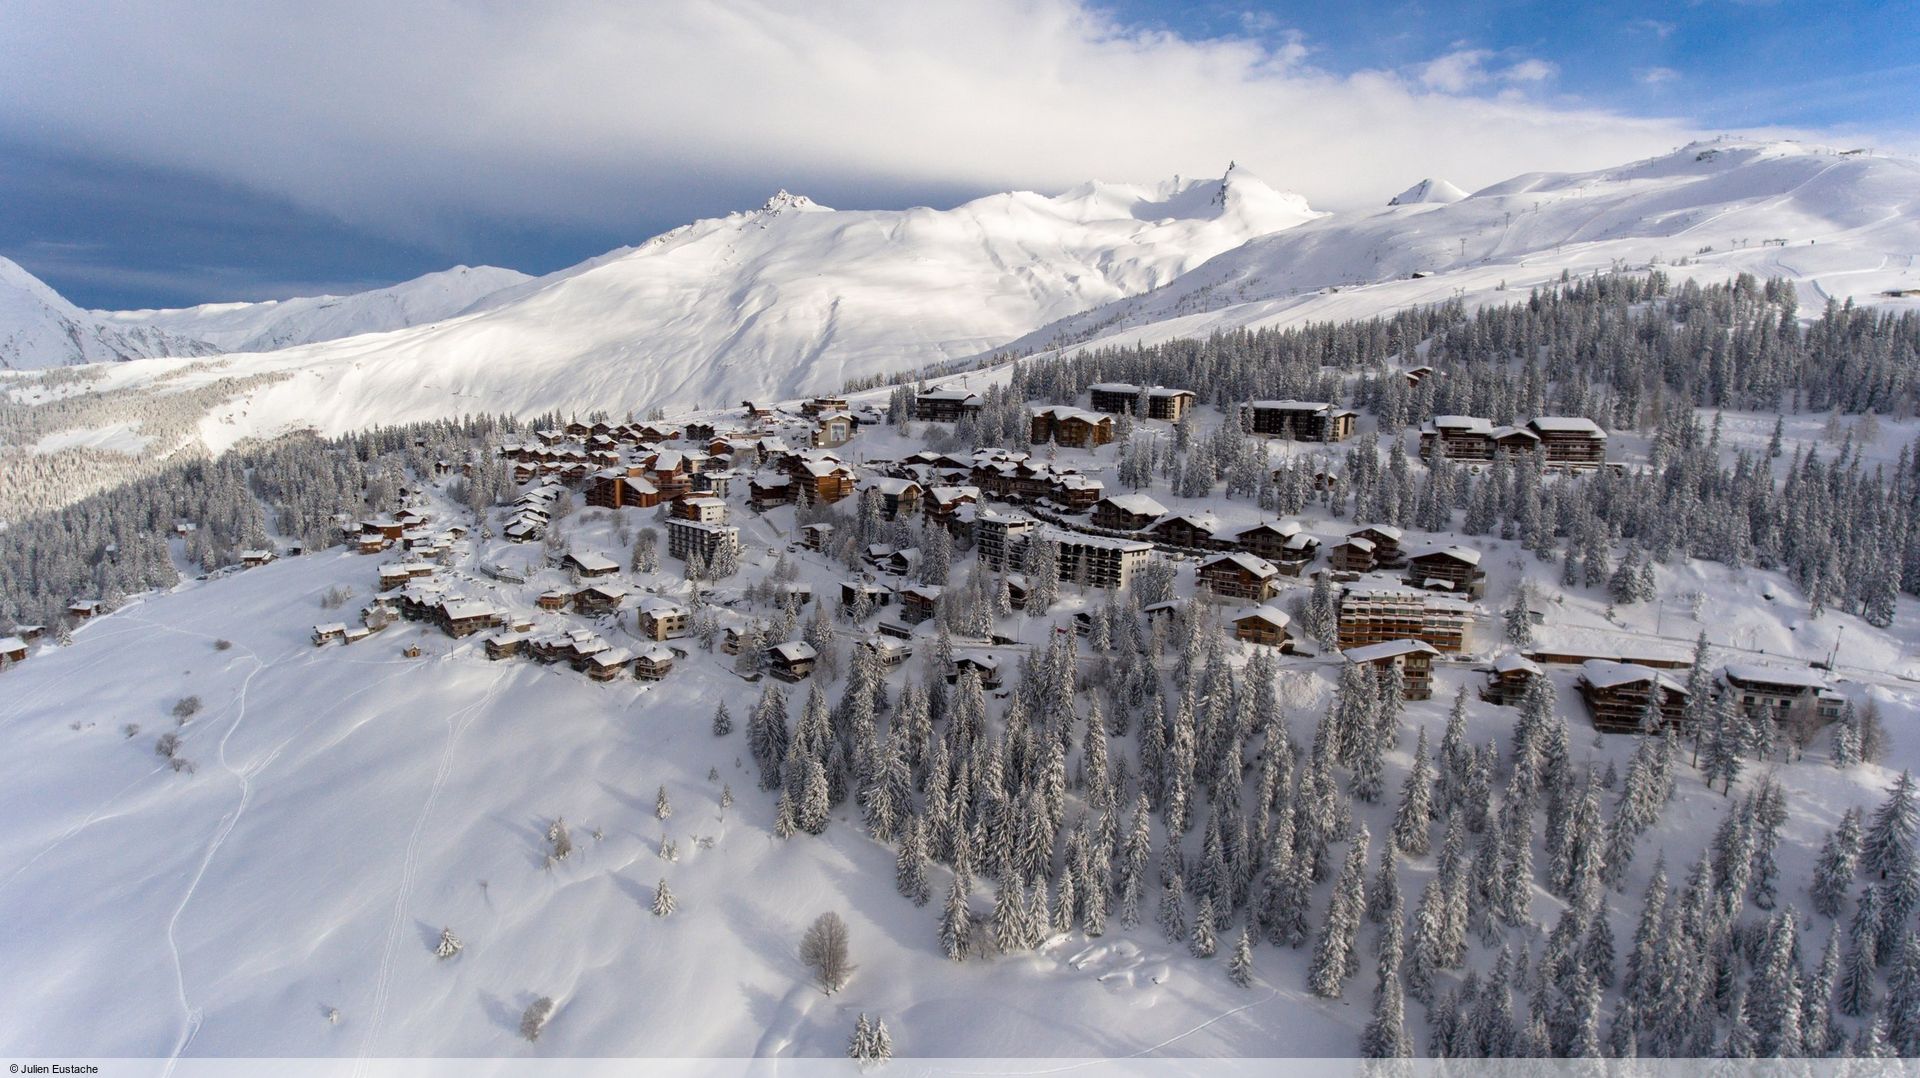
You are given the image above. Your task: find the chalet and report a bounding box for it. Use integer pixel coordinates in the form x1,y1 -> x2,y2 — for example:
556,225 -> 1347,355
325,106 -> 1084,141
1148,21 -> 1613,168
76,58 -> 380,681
1050,473 -> 1104,512
924,485 -> 979,526
0,636 -> 28,666
900,584 -> 943,624
68,600 -> 103,620
1143,599 -> 1182,625
482,632 -> 527,661
1243,400 -> 1357,442
313,622 -> 348,646
750,471 -> 794,508
685,421 -> 717,442
637,597 -> 691,640
1527,417 -> 1608,467
802,522 -> 835,552
1148,512 -> 1226,551
864,477 -> 923,519
240,549 -> 275,568
1005,574 -> 1030,611
1092,494 -> 1168,532
841,580 -> 894,611
671,496 -> 729,524
876,619 -> 913,640
1350,526 -> 1405,567
666,518 -> 741,564
1419,416 -> 1497,460
1579,660 -> 1690,733
573,584 -> 628,616
858,635 -> 913,668
634,643 -> 676,681
438,600 -> 504,638
974,509 -> 1037,571
1482,652 -> 1543,706
1405,546 -> 1486,599
863,543 -> 897,568
1233,520 -> 1318,571
1344,639 -> 1441,701
584,647 -> 634,682
585,470 -> 661,510
564,551 -> 621,578
537,590 -> 570,611
1087,383 -> 1196,422
775,582 -> 813,608
793,458 -> 857,504
1233,607 -> 1293,650
1197,552 -> 1281,602
13,625 -> 45,643
1337,584 -> 1473,654
1029,406 -> 1114,448
648,451 -> 693,499
1404,365 -> 1434,387
1719,664 -> 1845,728
1327,537 -> 1377,575
882,548 -> 922,577
344,626 -> 373,645
801,396 -> 849,417
811,413 -> 854,449
914,388 -> 984,423
769,641 -> 818,682
950,653 -> 1004,690
1038,528 -> 1154,590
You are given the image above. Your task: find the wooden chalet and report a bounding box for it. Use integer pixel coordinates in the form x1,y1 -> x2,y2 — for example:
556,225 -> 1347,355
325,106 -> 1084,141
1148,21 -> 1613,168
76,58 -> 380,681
438,600 -> 504,638
1578,660 -> 1690,733
1092,494 -> 1168,532
1482,652 -> 1543,705
240,548 -> 275,568
537,590 -> 569,611
1344,639 -> 1441,700
949,653 -> 1004,690
1197,552 -> 1281,602
840,579 -> 894,612
634,598 -> 689,641
0,635 -> 28,666
1327,537 -> 1377,575
924,485 -> 979,526
1405,546 -> 1486,599
1087,383 -> 1196,422
802,522 -> 835,552
585,470 -> 661,510
1029,406 -> 1114,448
483,632 -> 529,661
1243,400 -> 1356,442
750,471 -> 794,508
1233,520 -> 1318,572
67,599 -> 103,620
899,584 -> 943,624
1147,512 -> 1226,551
573,584 -> 628,616
1526,417 -> 1608,468
769,641 -> 818,682
313,622 -> 348,646
1051,473 -> 1104,511
1349,526 -> 1405,567
864,477 -> 923,519
914,389 -> 984,423
792,458 -> 857,504
801,396 -> 849,417
564,551 -> 621,578
1232,606 -> 1293,650
858,635 -> 913,668
583,647 -> 634,682
633,643 -> 676,681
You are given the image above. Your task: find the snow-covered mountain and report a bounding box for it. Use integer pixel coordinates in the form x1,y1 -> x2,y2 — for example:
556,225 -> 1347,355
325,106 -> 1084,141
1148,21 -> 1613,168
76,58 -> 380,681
96,265 -> 533,353
0,257 -> 218,370
1020,140 -> 1920,356
1387,178 -> 1468,206
69,168 -> 1316,448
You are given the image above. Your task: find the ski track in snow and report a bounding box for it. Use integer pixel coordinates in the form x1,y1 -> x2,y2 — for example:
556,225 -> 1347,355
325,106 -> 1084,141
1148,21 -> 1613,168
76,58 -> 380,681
355,665 -> 512,1063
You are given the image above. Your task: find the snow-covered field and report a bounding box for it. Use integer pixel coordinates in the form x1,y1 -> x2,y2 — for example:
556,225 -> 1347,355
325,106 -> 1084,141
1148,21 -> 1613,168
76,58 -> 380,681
3,403 -> 1916,1059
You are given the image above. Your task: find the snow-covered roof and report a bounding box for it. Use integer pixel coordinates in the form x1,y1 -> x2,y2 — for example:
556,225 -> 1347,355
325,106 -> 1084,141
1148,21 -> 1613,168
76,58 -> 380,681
1492,652 -> 1542,675
636,643 -> 675,664
1235,606 -> 1292,629
1101,493 -> 1167,516
865,476 -> 920,496
1352,524 -> 1403,540
314,622 -> 347,635
1411,545 -> 1482,566
1344,639 -> 1439,664
772,641 -> 818,663
1580,659 -> 1689,695
1247,399 -> 1334,413
0,636 -> 26,653
1430,415 -> 1493,434
1529,416 -> 1606,435
590,647 -> 633,668
1234,519 -> 1301,539
1721,663 -> 1830,690
1338,536 -> 1376,552
440,601 -> 500,622
567,551 -> 619,573
1200,552 -> 1280,579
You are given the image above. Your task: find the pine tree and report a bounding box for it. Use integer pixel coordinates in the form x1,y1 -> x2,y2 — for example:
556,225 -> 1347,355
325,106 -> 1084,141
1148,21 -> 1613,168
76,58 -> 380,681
651,877 -> 676,916
434,926 -> 462,960
1811,808 -> 1863,918
1863,771 -> 1919,880
1158,872 -> 1188,945
1190,894 -> 1218,958
655,784 -> 672,821
940,876 -> 971,962
1228,925 -> 1256,987
1308,828 -> 1368,999
1391,726 -> 1434,856
895,815 -> 932,906
711,701 -> 733,736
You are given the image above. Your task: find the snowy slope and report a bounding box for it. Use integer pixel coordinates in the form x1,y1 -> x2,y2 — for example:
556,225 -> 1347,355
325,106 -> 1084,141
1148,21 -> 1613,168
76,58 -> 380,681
1387,178 -> 1468,206
69,169 -> 1318,449
1019,140 -> 1920,355
97,265 -> 533,353
0,257 -> 218,370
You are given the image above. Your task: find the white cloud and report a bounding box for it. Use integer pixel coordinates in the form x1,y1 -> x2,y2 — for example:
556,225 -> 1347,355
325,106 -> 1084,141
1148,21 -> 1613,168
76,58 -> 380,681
0,0 -> 1712,232
1503,58 -> 1558,83
1640,66 -> 1683,85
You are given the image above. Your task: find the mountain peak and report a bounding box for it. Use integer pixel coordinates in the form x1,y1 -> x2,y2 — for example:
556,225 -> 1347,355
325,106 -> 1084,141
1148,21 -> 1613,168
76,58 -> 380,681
1388,178 -> 1468,206
759,190 -> 826,215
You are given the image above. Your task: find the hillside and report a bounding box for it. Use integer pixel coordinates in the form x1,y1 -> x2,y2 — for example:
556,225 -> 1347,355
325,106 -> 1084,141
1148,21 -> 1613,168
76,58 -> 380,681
1018,140 -> 1920,356
27,169 -> 1317,451
97,265 -> 533,353
0,257 -> 218,370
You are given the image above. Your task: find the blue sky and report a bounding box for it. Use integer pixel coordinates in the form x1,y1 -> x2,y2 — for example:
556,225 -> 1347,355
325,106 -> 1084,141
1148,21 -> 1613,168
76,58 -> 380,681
1,0 -> 1912,311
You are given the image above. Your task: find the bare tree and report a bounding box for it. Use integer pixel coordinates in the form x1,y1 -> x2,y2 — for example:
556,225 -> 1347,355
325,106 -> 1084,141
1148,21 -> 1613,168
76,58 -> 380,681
800,911 -> 855,994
